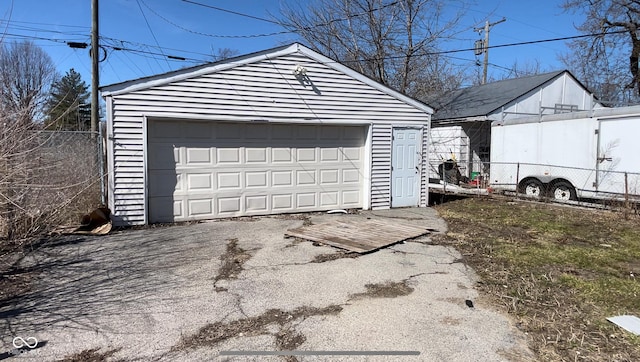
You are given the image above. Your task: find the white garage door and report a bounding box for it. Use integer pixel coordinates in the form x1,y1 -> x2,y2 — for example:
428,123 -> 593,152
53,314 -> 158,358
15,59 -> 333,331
147,120 -> 366,223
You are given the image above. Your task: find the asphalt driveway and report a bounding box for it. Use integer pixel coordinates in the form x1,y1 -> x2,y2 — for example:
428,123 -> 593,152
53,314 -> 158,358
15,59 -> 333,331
0,208 -> 534,361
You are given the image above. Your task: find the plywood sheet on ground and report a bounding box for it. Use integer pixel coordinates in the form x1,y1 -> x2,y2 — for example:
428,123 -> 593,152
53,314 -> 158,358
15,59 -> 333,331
285,218 -> 433,253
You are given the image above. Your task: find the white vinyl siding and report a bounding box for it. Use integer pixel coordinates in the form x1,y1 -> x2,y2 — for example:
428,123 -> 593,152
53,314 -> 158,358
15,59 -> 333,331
105,45 -> 431,225
420,125 -> 429,207
370,124 -> 392,209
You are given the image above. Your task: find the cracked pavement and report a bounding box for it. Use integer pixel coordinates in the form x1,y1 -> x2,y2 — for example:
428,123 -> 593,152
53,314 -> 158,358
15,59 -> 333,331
0,208 -> 534,361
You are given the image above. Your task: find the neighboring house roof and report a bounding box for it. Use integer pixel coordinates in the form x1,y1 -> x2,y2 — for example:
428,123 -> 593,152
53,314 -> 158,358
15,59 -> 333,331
430,70 -> 586,121
101,42 -> 433,114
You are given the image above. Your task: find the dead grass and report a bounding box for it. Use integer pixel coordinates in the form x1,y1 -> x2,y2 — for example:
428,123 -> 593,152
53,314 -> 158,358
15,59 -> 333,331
213,238 -> 251,285
173,305 -> 342,352
311,251 -> 358,263
433,197 -> 640,361
58,347 -> 123,362
349,281 -> 414,300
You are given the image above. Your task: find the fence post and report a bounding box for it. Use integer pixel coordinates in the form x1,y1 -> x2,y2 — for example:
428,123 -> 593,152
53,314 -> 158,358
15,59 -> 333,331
516,162 -> 520,199
98,124 -> 106,205
625,172 -> 629,212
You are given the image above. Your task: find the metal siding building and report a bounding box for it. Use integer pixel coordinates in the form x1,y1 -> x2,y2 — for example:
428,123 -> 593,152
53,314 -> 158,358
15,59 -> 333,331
429,70 -> 599,179
102,43 -> 433,225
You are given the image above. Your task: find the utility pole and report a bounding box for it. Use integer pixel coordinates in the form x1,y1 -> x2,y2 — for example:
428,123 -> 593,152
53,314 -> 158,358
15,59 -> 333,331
474,17 -> 506,84
91,0 -> 99,138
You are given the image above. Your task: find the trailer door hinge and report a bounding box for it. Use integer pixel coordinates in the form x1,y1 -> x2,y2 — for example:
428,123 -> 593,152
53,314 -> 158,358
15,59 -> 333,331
594,129 -> 599,135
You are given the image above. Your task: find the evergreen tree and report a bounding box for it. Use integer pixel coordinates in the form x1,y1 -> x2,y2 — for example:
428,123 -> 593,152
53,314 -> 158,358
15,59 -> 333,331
45,69 -> 90,130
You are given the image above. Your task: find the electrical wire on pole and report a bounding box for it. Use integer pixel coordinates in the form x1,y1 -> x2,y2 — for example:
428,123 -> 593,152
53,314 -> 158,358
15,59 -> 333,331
474,17 -> 506,84
91,0 -> 99,138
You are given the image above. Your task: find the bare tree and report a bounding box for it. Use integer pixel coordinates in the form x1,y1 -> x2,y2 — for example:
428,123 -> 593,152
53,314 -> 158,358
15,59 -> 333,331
0,40 -> 58,124
278,0 -> 469,100
562,0 -> 640,104
0,41 -> 99,243
211,47 -> 240,62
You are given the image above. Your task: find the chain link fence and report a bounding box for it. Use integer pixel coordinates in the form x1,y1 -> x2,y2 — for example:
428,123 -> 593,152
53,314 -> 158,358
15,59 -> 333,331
430,158 -> 640,210
0,127 -> 104,242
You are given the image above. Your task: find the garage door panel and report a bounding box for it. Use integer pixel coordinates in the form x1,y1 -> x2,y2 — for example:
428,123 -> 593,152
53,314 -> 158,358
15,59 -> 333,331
217,172 -> 241,189
272,148 -> 293,162
296,193 -> 316,208
343,169 -> 361,183
320,127 -> 341,139
246,148 -> 268,163
148,170 -> 181,196
272,194 -> 293,210
148,121 -> 365,223
297,125 -> 317,139
296,148 -> 316,162
320,192 -> 339,207
246,171 -> 268,188
216,123 -> 243,139
272,124 -> 293,139
343,190 -> 361,205
186,173 -> 213,191
188,198 -> 214,217
321,148 -> 339,161
148,143 -> 180,169
151,120 -> 181,138
148,196 -> 183,222
342,147 -> 362,161
184,122 -> 213,139
218,197 -> 241,214
272,171 -> 293,187
185,148 -> 213,165
217,148 -> 240,164
320,169 -> 339,184
246,195 -> 268,212
296,170 -> 317,185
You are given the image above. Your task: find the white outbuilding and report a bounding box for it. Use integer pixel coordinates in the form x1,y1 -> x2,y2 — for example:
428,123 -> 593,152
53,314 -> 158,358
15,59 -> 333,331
101,43 -> 433,225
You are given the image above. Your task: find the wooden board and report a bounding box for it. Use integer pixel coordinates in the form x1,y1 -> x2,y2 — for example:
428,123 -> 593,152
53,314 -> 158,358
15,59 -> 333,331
285,218 -> 433,253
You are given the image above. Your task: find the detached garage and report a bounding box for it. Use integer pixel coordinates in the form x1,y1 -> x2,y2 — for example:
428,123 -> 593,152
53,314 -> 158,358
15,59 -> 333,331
102,43 -> 433,226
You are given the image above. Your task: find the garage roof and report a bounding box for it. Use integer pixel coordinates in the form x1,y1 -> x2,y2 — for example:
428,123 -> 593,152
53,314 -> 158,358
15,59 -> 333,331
430,70 -> 581,121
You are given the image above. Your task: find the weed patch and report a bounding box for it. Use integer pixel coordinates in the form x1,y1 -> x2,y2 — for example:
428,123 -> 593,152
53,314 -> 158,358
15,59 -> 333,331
58,347 -> 123,362
349,281 -> 414,300
311,251 -> 358,263
434,198 -> 640,361
213,238 -> 251,284
173,305 -> 342,351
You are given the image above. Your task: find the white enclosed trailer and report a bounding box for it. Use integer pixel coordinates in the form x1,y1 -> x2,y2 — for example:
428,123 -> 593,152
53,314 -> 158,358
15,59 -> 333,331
490,105 -> 640,202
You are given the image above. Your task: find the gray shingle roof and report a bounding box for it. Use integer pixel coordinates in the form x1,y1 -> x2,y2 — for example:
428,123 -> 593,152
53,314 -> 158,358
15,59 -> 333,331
431,70 -> 566,121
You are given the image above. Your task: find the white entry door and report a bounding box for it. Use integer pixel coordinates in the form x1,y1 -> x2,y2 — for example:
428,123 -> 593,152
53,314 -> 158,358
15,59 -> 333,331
391,128 -> 421,207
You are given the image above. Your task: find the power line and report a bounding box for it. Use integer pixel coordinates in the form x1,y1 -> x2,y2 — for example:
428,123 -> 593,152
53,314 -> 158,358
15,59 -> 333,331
100,36 -> 211,59
433,30 -> 628,56
4,25 -> 630,73
0,18 -> 88,29
181,0 -> 280,25
174,0 -> 401,39
140,0 -> 289,39
136,0 -> 170,69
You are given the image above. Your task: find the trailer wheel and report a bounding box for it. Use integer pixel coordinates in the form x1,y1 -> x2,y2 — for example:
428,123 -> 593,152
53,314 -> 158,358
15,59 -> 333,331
549,180 -> 576,201
519,178 -> 544,199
